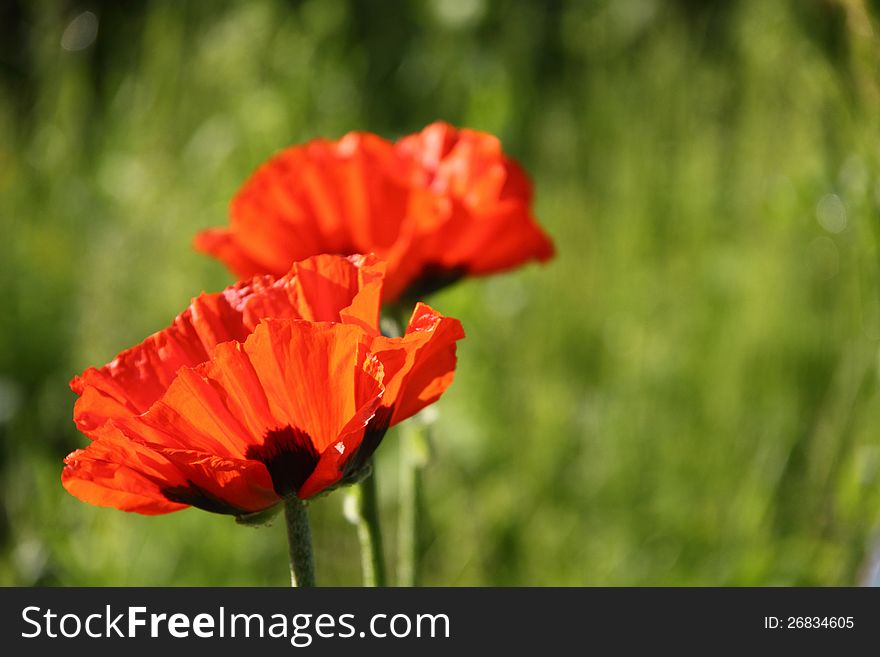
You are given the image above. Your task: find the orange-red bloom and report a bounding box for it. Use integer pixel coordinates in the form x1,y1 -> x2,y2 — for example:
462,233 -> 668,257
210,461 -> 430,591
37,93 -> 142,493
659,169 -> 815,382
63,255 -> 464,516
194,121 -> 554,303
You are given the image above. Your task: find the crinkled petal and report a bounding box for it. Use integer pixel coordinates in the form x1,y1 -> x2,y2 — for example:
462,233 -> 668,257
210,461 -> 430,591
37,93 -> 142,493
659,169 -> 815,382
369,302 -> 465,425
72,254 -> 384,437
194,122 -> 554,303
245,319 -> 384,453
62,427 -> 192,515
195,135 -> 411,280
67,422 -> 279,515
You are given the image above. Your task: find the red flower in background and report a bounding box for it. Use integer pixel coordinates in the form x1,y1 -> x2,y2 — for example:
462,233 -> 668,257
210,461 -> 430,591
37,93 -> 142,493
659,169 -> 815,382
63,255 -> 464,515
194,121 -> 554,303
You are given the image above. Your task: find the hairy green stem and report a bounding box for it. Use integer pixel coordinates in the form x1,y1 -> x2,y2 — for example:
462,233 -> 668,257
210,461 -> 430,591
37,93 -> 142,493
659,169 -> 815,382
283,496 -> 316,587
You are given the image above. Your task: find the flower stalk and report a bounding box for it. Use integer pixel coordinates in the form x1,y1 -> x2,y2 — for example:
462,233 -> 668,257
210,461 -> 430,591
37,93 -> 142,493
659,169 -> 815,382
283,496 -> 316,587
344,467 -> 387,586
397,418 -> 429,586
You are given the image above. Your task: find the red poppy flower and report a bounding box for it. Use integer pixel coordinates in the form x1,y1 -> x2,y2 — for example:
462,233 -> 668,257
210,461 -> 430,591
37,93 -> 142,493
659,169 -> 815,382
63,256 -> 464,515
70,253 -> 384,440
193,121 -> 554,303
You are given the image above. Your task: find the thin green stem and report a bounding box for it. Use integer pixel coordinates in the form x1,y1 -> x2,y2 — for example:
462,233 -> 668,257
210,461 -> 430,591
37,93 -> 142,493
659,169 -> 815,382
397,420 -> 428,587
283,496 -> 316,587
344,466 -> 387,586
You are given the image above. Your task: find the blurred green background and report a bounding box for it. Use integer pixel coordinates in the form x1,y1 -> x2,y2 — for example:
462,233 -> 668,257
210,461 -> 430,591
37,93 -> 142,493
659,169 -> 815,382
3,0 -> 880,586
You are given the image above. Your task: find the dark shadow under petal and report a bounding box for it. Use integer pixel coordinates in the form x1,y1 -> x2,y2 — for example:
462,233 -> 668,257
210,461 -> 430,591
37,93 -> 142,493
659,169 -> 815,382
400,263 -> 467,305
343,404 -> 395,480
161,481 -> 248,516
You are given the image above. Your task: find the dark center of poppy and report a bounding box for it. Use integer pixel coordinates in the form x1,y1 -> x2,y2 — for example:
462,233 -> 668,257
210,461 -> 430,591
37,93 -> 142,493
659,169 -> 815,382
245,425 -> 320,497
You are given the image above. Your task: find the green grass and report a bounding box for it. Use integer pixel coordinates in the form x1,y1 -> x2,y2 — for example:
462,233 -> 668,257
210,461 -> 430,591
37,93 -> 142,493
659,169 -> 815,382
3,0 -> 880,586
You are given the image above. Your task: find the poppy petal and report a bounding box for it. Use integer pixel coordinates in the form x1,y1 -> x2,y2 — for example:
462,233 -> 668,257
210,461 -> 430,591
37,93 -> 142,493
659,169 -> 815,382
146,323 -> 384,499
118,363 -> 262,459
244,319 -> 384,454
195,122 -> 554,303
420,199 -> 554,276
148,445 -> 278,514
66,316 -> 388,513
199,135 -> 411,280
77,421 -> 279,515
288,253 -> 384,333
297,353 -> 385,498
369,302 -> 465,425
192,228 -> 273,280
72,254 -> 383,438
398,123 -> 553,277
62,427 -> 189,515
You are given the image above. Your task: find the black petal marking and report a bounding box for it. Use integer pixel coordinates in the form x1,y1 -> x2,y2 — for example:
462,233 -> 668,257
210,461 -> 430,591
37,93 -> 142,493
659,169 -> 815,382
246,426 -> 320,496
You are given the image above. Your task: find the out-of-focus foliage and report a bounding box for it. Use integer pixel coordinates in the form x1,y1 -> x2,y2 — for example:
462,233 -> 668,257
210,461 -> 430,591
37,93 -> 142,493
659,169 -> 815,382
3,0 -> 880,586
